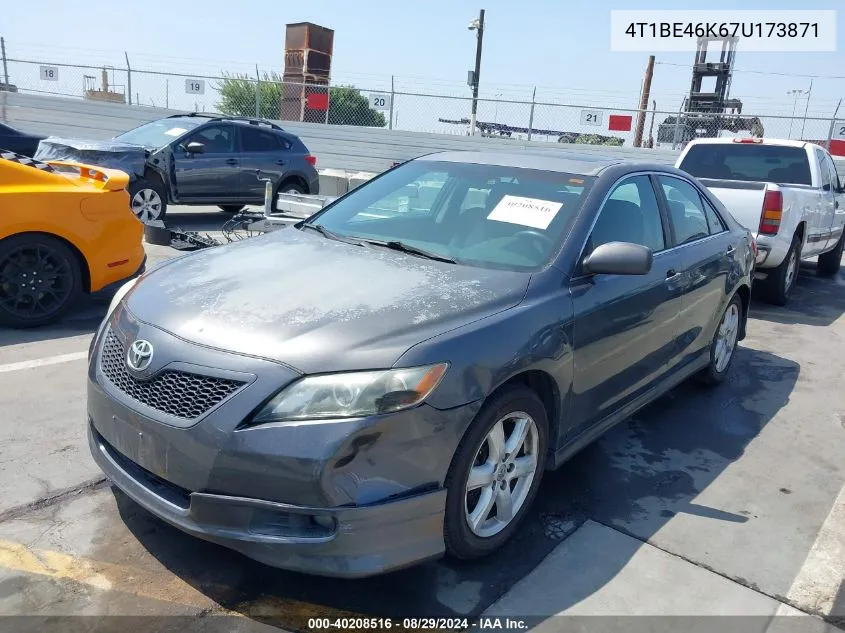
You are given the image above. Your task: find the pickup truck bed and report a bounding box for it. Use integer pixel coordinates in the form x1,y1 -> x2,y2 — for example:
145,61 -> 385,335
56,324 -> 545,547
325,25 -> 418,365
677,138 -> 845,305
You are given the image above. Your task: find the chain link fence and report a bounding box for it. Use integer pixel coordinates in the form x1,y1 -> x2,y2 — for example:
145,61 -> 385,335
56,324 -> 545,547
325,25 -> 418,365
2,56 -> 842,151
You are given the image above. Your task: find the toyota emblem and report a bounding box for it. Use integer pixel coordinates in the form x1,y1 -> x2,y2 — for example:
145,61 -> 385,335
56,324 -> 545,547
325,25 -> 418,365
126,339 -> 154,372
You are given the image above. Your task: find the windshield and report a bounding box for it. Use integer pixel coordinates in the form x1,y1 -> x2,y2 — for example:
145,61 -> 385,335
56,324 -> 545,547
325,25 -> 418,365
304,160 -> 595,271
114,118 -> 203,148
679,144 -> 812,186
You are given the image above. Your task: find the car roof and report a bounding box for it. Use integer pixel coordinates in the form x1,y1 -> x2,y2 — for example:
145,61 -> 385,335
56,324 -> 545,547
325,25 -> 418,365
417,149 -> 658,176
686,137 -> 809,149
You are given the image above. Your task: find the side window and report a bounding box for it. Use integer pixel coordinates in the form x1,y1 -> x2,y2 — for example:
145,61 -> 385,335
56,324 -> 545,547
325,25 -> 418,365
658,176 -> 711,245
241,127 -> 287,152
184,125 -> 233,154
700,195 -> 727,234
816,149 -> 832,189
589,175 -> 665,253
823,154 -> 841,191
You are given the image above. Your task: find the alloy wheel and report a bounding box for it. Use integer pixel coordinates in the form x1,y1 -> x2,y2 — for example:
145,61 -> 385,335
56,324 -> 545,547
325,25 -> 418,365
464,412 -> 540,538
0,244 -> 74,321
784,250 -> 798,295
714,303 -> 740,373
131,188 -> 164,222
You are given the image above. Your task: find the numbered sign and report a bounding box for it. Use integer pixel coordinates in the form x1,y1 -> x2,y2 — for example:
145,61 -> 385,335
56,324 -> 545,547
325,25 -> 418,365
39,65 -> 59,81
833,121 -> 845,140
185,79 -> 205,95
368,93 -> 391,111
580,109 -> 603,126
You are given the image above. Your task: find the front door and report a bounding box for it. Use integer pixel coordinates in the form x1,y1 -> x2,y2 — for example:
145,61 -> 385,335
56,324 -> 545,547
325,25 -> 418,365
172,123 -> 241,200
570,174 -> 685,436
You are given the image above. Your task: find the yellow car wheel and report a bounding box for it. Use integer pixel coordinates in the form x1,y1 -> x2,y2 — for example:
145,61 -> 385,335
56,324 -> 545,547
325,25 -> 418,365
0,234 -> 82,328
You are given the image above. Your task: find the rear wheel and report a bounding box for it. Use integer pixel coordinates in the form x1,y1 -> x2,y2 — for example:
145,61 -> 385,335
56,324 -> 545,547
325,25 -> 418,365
0,234 -> 82,328
444,385 -> 548,560
218,205 -> 245,214
129,178 -> 167,223
696,293 -> 742,386
817,230 -> 844,277
271,181 -> 306,212
761,234 -> 801,306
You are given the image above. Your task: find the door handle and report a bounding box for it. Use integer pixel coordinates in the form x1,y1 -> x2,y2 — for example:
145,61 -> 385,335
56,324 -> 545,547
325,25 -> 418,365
225,158 -> 238,165
275,159 -> 287,166
666,269 -> 682,281
726,245 -> 735,255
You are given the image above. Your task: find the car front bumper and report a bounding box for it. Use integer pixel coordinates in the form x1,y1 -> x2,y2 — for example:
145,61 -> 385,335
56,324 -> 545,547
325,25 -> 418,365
89,420 -> 447,578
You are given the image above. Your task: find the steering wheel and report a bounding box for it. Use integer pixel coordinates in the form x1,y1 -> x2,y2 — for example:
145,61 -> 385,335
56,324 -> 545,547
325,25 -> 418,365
513,230 -> 555,254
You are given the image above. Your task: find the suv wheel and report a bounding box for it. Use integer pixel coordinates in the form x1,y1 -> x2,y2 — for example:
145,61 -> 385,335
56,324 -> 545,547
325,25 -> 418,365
129,178 -> 167,223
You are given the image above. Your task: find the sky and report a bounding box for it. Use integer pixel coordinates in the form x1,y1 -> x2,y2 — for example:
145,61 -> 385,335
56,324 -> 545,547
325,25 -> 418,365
3,0 -> 844,142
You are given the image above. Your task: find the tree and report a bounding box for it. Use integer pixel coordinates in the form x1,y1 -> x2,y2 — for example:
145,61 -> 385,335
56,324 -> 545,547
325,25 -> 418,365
216,74 -> 386,128
215,71 -> 283,120
328,86 -> 387,127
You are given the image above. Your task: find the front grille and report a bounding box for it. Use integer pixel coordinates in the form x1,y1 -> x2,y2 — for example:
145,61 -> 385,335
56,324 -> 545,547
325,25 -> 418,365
99,329 -> 245,420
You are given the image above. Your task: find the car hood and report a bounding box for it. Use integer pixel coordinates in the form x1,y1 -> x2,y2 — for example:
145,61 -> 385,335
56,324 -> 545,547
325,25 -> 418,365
125,228 -> 530,373
34,137 -> 148,177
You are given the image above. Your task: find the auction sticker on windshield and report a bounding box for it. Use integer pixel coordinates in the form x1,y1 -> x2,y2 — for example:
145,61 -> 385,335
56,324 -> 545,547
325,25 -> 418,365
487,195 -> 563,230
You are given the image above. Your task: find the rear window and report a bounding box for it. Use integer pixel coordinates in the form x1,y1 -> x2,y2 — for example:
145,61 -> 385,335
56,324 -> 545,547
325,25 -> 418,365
679,144 -> 812,186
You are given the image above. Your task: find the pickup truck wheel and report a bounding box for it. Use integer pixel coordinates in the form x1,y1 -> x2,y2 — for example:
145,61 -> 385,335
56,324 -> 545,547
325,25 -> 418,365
696,293 -> 742,386
444,386 -> 548,560
762,234 -> 801,306
129,178 -> 168,223
0,234 -> 82,328
816,230 -> 844,277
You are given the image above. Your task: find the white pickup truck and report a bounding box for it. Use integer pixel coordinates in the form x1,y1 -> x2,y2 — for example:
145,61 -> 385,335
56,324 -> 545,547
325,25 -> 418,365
676,138 -> 845,305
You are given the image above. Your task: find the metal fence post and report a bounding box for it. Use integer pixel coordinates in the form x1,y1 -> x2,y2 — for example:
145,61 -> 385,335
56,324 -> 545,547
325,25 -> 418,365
255,65 -> 261,118
124,52 -> 132,105
389,75 -> 395,131
826,99 -> 842,151
671,98 -> 685,150
527,87 -> 536,141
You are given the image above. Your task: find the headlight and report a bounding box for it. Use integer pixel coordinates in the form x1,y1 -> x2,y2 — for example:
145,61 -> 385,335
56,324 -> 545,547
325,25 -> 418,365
252,363 -> 448,423
105,277 -> 139,319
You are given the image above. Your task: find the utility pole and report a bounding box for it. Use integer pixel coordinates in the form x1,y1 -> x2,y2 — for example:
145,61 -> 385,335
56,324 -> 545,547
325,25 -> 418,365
468,9 -> 485,136
124,52 -> 132,105
1,38 -> 8,87
800,78 -> 813,140
787,88 -> 808,138
633,55 -> 655,147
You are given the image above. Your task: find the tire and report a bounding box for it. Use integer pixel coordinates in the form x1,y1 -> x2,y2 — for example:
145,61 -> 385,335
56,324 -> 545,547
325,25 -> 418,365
761,234 -> 801,306
817,230 -> 844,277
218,205 -> 245,214
444,385 -> 548,560
271,181 -> 306,212
696,293 -> 743,386
0,234 -> 83,328
128,177 -> 168,223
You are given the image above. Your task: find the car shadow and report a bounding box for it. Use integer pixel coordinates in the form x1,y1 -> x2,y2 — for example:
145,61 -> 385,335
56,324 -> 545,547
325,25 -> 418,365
0,292 -> 111,348
103,340 -> 798,630
750,260 -> 845,327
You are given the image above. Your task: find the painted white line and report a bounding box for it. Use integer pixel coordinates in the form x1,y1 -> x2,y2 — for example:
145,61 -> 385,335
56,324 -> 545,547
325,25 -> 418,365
784,483 -> 845,616
0,351 -> 88,374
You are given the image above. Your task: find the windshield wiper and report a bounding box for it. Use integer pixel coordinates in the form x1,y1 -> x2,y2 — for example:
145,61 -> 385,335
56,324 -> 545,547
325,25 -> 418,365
299,223 -> 364,246
363,239 -> 457,263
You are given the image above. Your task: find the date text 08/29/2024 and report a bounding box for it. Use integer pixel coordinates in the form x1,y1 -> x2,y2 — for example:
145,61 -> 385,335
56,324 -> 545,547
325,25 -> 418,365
306,618 -> 527,630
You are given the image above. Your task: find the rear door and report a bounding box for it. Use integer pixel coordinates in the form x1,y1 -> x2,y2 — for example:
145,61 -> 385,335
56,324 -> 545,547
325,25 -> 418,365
236,126 -> 292,201
172,123 -> 241,200
819,150 -> 845,250
656,175 -> 736,369
569,174 -> 685,437
812,147 -> 836,254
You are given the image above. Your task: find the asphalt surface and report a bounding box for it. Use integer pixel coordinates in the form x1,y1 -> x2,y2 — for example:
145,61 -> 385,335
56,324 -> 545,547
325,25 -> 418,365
0,206 -> 843,632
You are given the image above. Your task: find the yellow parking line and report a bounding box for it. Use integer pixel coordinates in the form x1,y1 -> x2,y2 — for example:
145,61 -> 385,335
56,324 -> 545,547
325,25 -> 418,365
0,538 -> 371,624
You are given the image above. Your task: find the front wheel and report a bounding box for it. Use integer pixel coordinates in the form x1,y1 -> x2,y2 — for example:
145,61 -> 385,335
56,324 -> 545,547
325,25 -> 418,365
444,386 -> 548,560
696,293 -> 743,386
128,178 -> 168,223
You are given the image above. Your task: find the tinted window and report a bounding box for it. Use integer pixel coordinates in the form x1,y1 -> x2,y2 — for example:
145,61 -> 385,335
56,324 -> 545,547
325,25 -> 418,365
816,148 -> 831,189
184,125 -> 233,154
679,144 -> 812,186
701,196 -> 727,234
589,176 -> 665,252
308,160 -> 595,272
241,127 -> 288,152
822,153 -> 841,191
659,176 -> 711,244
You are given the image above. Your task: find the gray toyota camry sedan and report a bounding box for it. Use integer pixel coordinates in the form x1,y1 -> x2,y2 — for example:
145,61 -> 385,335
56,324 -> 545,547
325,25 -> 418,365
87,150 -> 755,577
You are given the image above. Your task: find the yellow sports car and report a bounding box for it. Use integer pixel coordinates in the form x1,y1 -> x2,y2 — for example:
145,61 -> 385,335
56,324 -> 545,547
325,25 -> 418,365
0,151 -> 145,328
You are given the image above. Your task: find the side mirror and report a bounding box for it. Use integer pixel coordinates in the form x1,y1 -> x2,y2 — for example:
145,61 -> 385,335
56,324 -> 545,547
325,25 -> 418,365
823,183 -> 832,192
583,242 -> 653,276
185,141 -> 205,154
